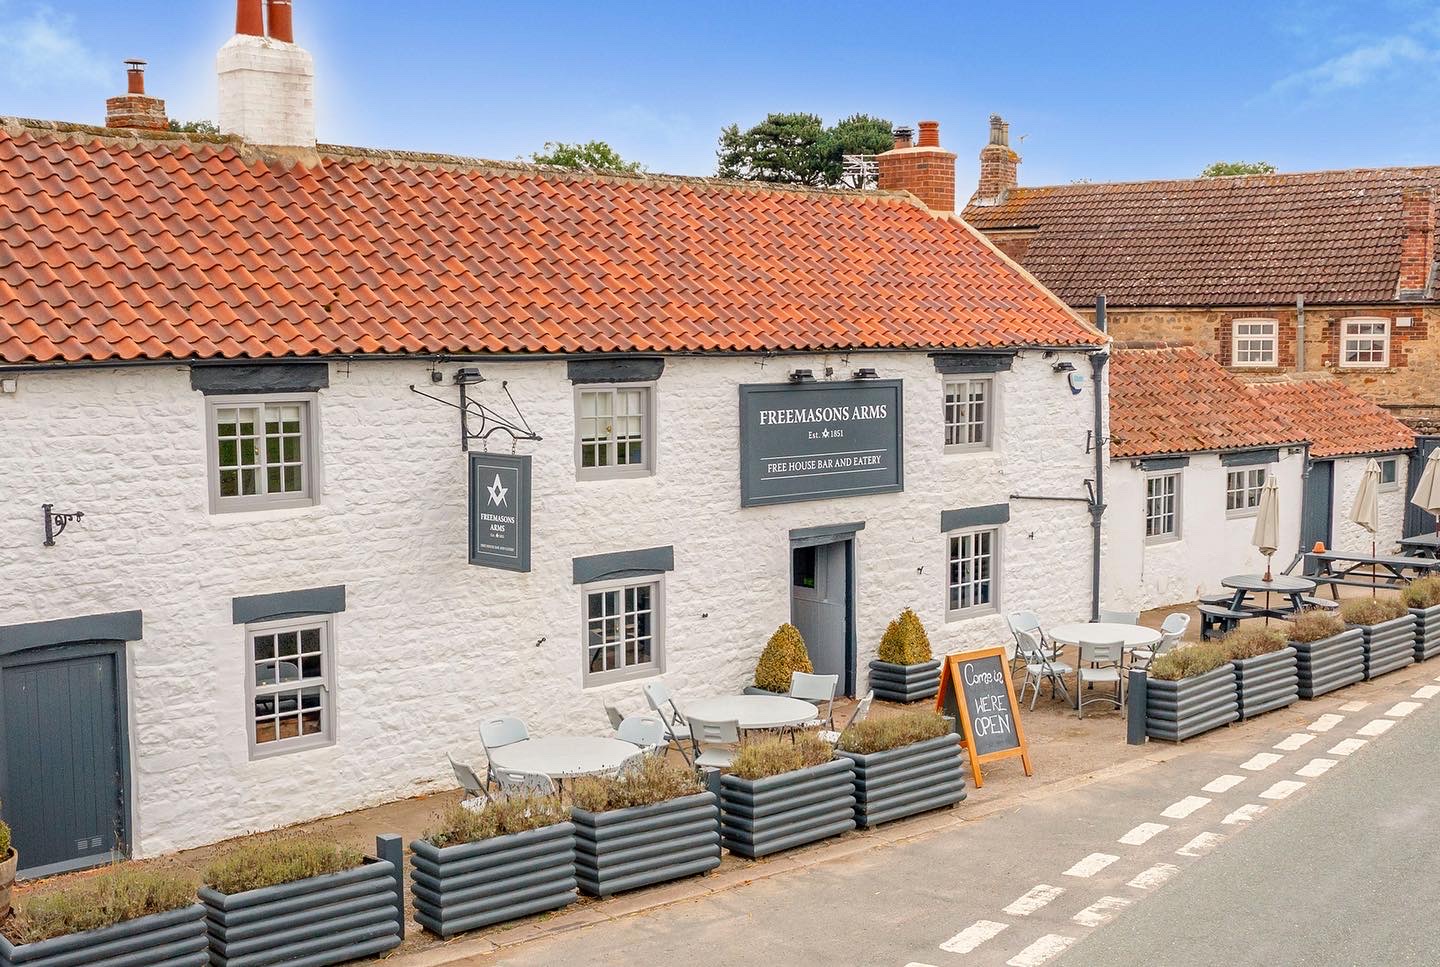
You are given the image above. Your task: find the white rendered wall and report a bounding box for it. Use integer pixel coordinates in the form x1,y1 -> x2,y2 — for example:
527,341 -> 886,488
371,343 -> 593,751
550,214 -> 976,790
0,350 -> 1097,856
1331,455 -> 1409,554
217,34 -> 315,147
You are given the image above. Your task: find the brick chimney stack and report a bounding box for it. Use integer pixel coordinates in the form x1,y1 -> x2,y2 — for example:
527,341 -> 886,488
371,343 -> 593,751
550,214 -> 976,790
974,114 -> 1020,204
1399,187 -> 1435,296
876,119 -> 957,214
106,60 -> 168,131
218,0 -> 316,149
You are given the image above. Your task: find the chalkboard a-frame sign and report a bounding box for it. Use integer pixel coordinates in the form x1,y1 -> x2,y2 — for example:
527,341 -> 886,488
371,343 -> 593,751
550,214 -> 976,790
935,646 -> 1033,788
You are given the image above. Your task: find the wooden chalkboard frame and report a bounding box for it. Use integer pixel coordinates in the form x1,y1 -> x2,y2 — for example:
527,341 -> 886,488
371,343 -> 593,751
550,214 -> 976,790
935,646 -> 1033,788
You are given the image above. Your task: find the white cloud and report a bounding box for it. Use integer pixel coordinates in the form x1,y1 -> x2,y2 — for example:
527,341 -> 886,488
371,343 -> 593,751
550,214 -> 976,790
0,3 -> 108,88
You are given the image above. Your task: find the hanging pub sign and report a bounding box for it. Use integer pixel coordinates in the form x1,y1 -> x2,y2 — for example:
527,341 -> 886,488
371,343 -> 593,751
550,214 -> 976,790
468,453 -> 531,571
738,379 -> 904,507
936,646 -> 1033,788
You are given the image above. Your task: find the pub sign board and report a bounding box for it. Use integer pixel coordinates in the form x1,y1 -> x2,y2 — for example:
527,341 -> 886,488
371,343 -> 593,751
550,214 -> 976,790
468,453 -> 531,572
738,380 -> 904,507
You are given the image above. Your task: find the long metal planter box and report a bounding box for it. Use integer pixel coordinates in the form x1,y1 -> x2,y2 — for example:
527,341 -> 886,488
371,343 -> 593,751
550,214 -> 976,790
1410,605 -> 1440,662
202,838 -> 404,967
720,758 -> 856,858
867,659 -> 942,703
1289,629 -> 1365,699
1232,647 -> 1298,720
571,792 -> 720,898
1351,614 -> 1417,680
0,902 -> 207,967
1145,664 -> 1238,742
834,733 -> 966,828
409,822 -> 576,938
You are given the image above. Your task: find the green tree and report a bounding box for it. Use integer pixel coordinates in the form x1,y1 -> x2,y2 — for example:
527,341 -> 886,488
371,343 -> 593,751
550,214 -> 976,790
529,140 -> 644,174
168,119 -> 220,135
717,112 -> 831,186
820,113 -> 895,188
1201,160 -> 1277,177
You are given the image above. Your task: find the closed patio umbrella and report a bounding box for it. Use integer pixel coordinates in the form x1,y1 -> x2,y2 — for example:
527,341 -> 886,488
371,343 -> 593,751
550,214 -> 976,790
1412,448 -> 1440,538
1351,458 -> 1382,596
1252,475 -> 1281,583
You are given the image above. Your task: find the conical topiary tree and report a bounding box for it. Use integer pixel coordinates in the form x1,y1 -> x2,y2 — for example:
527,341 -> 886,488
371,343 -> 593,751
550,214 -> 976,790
754,623 -> 814,693
877,608 -> 933,665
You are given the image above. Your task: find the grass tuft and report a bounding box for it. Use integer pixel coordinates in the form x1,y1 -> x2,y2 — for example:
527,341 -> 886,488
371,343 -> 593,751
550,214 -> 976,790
570,757 -> 702,813
729,732 -> 834,781
1285,609 -> 1346,643
202,837 -> 364,895
1218,626 -> 1288,660
1403,575 -> 1440,610
1339,595 -> 1408,626
1147,642 -> 1230,681
423,792 -> 568,848
836,710 -> 952,755
2,866 -> 196,945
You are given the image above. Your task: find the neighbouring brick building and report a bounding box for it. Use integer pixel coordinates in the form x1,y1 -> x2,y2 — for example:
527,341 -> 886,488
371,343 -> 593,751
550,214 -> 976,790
962,115 -> 1440,429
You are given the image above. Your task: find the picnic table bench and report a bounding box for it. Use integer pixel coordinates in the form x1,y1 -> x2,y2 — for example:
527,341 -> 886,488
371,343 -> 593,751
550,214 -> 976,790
1399,533 -> 1440,559
1306,551 -> 1440,597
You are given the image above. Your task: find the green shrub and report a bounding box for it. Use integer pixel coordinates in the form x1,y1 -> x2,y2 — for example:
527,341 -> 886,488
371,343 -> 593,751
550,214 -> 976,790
877,608 -> 934,665
0,817 -> 10,859
1147,642 -> 1231,681
1286,610 -> 1346,643
753,623 -> 813,693
1219,626 -> 1287,660
836,710 -> 951,755
570,758 -> 703,813
2,866 -> 196,945
1340,596 -> 1408,626
423,792 -> 568,848
729,732 -> 833,781
1403,575 -> 1440,610
202,837 -> 364,895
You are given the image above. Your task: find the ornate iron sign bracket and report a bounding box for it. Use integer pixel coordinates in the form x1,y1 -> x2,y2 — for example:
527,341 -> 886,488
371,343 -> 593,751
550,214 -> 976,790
42,504 -> 84,547
409,368 -> 542,452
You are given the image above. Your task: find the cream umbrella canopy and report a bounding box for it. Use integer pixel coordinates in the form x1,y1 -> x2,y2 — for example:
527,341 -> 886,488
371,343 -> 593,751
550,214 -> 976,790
1252,475 -> 1281,582
1351,459 -> 1382,596
1412,448 -> 1440,539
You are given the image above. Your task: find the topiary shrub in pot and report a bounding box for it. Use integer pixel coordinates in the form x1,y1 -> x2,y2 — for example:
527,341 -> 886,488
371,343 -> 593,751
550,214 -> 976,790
410,794 -> 575,937
868,609 -> 942,704
834,710 -> 965,827
1218,626 -> 1297,720
202,835 -> 403,965
0,817 -> 13,921
1,865 -> 205,967
719,733 -> 855,858
1340,596 -> 1416,679
1145,642 -> 1238,742
1403,576 -> 1440,661
748,623 -> 814,695
569,757 -> 720,898
1285,610 -> 1365,699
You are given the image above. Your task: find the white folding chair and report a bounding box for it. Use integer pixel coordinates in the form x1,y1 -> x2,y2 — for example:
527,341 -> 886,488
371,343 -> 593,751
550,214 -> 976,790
1132,613 -> 1189,670
617,715 -> 668,757
603,703 -> 625,730
614,751 -> 648,778
688,717 -> 740,771
494,769 -> 555,797
819,690 -> 874,745
478,716 -> 528,788
1099,609 -> 1141,626
1015,628 -> 1073,710
448,753 -> 489,806
643,681 -> 693,766
1007,610 -> 1057,661
1077,635 -> 1125,718
789,671 -> 839,730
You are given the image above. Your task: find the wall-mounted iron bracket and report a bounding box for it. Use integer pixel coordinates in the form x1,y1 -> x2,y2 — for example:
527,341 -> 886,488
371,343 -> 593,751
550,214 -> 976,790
42,504 -> 84,547
409,368 -> 542,452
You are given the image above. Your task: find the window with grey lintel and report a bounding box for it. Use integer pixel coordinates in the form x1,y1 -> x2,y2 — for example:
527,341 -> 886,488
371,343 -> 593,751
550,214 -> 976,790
569,357 -> 663,481
574,547 -> 672,686
942,504 -> 1008,620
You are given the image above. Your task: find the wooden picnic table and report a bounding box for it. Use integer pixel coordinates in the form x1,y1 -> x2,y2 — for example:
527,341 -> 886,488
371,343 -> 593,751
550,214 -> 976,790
1399,533 -> 1440,559
1306,550 -> 1440,596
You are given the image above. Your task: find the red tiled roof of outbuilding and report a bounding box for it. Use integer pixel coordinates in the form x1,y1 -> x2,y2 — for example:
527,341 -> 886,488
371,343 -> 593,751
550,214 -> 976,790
1244,375 -> 1415,458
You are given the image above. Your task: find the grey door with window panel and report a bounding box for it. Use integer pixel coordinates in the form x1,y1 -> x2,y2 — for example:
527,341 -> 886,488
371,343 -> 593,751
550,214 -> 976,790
790,540 -> 856,697
0,643 -> 129,877
1301,459 -> 1334,561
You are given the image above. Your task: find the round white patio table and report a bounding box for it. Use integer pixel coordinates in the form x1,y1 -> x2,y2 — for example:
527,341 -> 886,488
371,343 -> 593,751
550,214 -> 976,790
486,736 -> 638,780
1046,622 -> 1162,651
684,694 -> 820,731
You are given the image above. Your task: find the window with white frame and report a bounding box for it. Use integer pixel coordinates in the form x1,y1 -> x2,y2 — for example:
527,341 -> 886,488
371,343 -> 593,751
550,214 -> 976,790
1341,318 -> 1390,368
1225,466 -> 1267,516
1231,319 -> 1278,367
247,616 -> 334,757
943,376 -> 994,451
946,527 -> 999,619
1379,456 -> 1400,491
575,385 -> 654,478
207,395 -> 319,513
583,578 -> 663,685
1145,471 -> 1181,542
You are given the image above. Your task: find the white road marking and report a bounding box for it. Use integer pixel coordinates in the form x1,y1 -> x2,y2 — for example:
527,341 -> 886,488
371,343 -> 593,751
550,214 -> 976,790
1222,804 -> 1268,825
1120,822 -> 1168,846
1274,733 -> 1315,751
904,963 -> 939,967
1007,934 -> 1076,967
1240,752 -> 1283,771
1203,774 -> 1246,793
1414,685 -> 1440,699
1260,779 -> 1306,800
1064,853 -> 1120,878
1296,757 -> 1338,778
1072,896 -> 1133,928
1161,795 -> 1212,819
1128,863 -> 1180,890
1176,832 -> 1224,857
940,920 -> 1008,954
1004,884 -> 1065,917
1358,719 -> 1396,737
1307,713 -> 1345,732
1329,738 -> 1368,755
1386,701 -> 1421,718
1340,700 -> 1370,712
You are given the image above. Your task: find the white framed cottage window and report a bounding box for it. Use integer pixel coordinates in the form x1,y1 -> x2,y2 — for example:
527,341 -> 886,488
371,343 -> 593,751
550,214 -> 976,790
206,394 -> 320,513
575,384 -> 655,479
1225,467 -> 1267,517
1145,471 -> 1182,543
246,615 -> 335,758
1341,318 -> 1390,368
945,527 -> 1000,619
1379,456 -> 1400,492
943,376 -> 994,452
1231,319 -> 1278,367
582,576 -> 664,686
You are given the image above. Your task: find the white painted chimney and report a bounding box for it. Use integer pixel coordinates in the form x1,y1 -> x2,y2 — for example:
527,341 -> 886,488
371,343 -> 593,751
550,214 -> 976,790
217,0 -> 315,148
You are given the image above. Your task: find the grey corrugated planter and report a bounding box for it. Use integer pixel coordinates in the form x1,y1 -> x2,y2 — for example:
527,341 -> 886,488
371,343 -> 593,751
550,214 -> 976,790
0,903 -> 207,967
571,792 -> 720,898
720,758 -> 856,858
1349,614 -> 1418,680
1231,647 -> 1298,720
1145,664 -> 1238,742
1289,629 -> 1365,699
834,733 -> 966,827
1409,604 -> 1440,661
410,821 -> 575,937
868,659 -> 942,703
202,836 -> 404,966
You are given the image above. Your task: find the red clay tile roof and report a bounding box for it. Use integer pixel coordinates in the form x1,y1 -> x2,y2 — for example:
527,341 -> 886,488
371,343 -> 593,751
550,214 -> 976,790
1108,343 -> 1303,458
1244,375 -> 1415,459
0,123 -> 1101,365
963,167 -> 1440,308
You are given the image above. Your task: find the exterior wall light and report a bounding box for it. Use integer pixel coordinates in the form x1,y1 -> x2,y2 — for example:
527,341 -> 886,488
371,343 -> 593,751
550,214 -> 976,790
853,368 -> 879,379
789,369 -> 815,384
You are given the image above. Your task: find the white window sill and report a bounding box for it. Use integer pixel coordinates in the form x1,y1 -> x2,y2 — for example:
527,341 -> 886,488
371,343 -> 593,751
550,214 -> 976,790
945,605 -> 998,624
582,665 -> 663,690
1145,534 -> 1182,546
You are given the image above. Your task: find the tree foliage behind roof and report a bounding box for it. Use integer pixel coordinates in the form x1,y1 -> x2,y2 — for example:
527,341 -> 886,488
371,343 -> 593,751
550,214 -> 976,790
1201,160 -> 1278,177
529,140 -> 644,174
717,112 -> 893,188
168,119 -> 220,135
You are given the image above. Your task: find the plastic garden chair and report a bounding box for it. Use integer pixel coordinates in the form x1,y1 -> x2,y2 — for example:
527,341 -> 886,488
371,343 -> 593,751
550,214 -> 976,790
448,754 -> 489,805
819,690 -> 874,745
688,717 -> 741,771
1077,635 -> 1125,718
494,769 -> 555,797
617,715 -> 668,757
1132,613 -> 1189,670
1015,628 -> 1074,710
479,716 -> 528,788
604,703 -> 625,730
789,671 -> 838,730
643,681 -> 693,766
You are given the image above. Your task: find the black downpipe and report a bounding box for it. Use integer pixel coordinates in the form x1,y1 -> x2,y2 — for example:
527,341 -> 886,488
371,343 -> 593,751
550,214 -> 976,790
1090,295 -> 1109,621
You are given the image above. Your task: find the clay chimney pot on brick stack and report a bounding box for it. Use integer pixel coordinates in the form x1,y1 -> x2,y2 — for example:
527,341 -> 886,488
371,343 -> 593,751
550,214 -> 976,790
218,0 -> 317,149
106,59 -> 168,131
267,0 -> 295,43
1398,187 -> 1435,296
236,0 -> 264,36
876,119 -> 957,214
974,114 -> 1021,204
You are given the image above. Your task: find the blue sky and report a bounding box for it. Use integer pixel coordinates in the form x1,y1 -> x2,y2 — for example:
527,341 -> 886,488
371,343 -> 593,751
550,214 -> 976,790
4,0 -> 1440,186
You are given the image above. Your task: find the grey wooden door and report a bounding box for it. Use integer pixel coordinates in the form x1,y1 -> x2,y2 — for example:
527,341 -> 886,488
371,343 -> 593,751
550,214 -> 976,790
1302,459 -> 1335,558
790,540 -> 856,697
0,644 -> 128,877
1405,437 -> 1440,537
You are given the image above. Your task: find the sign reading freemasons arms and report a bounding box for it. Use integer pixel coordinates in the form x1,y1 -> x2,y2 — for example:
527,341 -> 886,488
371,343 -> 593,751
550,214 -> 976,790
738,380 -> 904,507
468,453 -> 531,571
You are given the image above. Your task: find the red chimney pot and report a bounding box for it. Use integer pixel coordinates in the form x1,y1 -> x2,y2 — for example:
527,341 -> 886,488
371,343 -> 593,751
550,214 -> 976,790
267,0 -> 294,43
917,120 -> 941,148
125,59 -> 147,95
236,0 -> 264,36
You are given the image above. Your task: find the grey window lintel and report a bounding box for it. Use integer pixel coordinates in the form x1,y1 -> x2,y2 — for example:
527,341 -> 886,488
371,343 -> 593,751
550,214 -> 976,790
1139,456 -> 1190,471
233,585 -> 347,625
932,352 -> 1015,374
573,546 -> 674,585
941,504 -> 1011,532
789,521 -> 866,548
0,610 -> 143,657
1220,448 -> 1281,467
190,362 -> 330,395
567,356 -> 665,384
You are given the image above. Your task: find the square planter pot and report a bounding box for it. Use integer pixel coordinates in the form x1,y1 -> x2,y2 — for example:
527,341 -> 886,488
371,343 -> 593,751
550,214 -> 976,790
410,822 -> 575,938
719,758 -> 856,859
202,837 -> 404,967
1288,629 -> 1365,699
834,733 -> 966,828
867,659 -> 942,704
571,792 -> 720,898
1350,614 -> 1418,680
1231,647 -> 1299,720
0,902 -> 207,967
1410,604 -> 1440,662
1145,664 -> 1238,742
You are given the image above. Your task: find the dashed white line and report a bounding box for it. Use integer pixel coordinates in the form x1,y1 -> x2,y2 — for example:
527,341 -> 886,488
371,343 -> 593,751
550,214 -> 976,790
1161,795 -> 1212,819
1203,774 -> 1246,793
1004,884 -> 1066,917
1072,896 -> 1133,928
1260,779 -> 1306,800
1064,853 -> 1120,878
1274,733 -> 1315,751
1222,804 -> 1268,825
1176,832 -> 1224,857
1240,752 -> 1283,771
1296,757 -> 1338,778
1386,701 -> 1421,718
1358,719 -> 1396,737
1307,713 -> 1345,732
1329,738 -> 1368,755
1128,862 -> 1180,890
1414,685 -> 1440,699
1119,822 -> 1169,846
940,920 -> 1008,954
1007,934 -> 1076,967
1340,700 -> 1370,712
904,963 -> 939,967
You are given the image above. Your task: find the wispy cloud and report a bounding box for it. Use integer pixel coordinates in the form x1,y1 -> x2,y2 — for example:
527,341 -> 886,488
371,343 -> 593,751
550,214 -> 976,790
0,2 -> 108,89
1274,34 -> 1440,94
